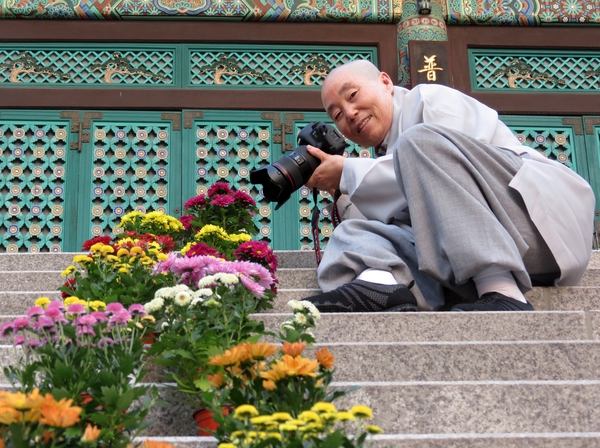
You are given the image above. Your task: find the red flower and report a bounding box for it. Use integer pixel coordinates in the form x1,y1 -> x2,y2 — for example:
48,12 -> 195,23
61,278 -> 77,299
233,190 -> 256,206
234,241 -> 278,274
210,194 -> 235,207
185,242 -> 226,259
81,235 -> 113,251
179,215 -> 194,230
154,235 -> 176,252
184,195 -> 206,210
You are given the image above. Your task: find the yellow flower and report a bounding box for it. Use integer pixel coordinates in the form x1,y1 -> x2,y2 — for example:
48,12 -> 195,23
250,415 -> 274,426
140,256 -> 154,265
116,248 -> 129,257
278,423 -> 298,432
88,301 -> 106,311
157,253 -> 169,261
262,379 -> 276,391
106,255 -> 120,263
217,444 -> 236,448
336,411 -> 355,421
244,341 -> 278,360
118,267 -> 129,274
365,424 -> 383,434
233,404 -> 259,419
0,406 -> 21,424
64,296 -> 82,306
180,242 -> 192,255
34,297 -> 51,308
89,243 -> 104,252
130,247 -> 145,256
312,402 -> 337,414
81,424 -> 101,442
73,255 -> 93,264
270,412 -> 292,422
298,410 -> 321,423
266,432 -> 282,440
60,266 -> 76,277
349,405 -> 373,419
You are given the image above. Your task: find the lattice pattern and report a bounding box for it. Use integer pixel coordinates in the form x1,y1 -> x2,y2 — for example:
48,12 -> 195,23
88,123 -> 172,238
0,48 -> 174,85
193,122 -> 274,242
292,122 -> 374,251
507,125 -> 576,169
472,51 -> 600,91
190,49 -> 375,87
0,122 -> 68,252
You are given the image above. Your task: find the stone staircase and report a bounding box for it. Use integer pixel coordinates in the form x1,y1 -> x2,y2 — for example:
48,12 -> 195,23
2,251 -> 600,447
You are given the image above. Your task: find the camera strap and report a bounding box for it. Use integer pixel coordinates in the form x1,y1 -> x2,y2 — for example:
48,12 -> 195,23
311,188 -> 342,267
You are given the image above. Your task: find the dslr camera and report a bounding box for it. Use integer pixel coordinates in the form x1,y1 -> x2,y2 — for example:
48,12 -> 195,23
249,121 -> 346,210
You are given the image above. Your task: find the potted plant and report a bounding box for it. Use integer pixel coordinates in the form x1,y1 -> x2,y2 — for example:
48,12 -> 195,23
0,298 -> 158,447
143,254 -> 277,434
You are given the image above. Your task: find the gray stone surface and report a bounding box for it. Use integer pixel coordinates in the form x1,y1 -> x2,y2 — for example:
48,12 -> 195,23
0,271 -> 65,292
257,311 -> 590,342
334,381 -> 600,434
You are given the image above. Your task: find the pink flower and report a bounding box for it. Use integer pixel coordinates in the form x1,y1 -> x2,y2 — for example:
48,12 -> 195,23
12,317 -> 30,332
47,301 -> 66,311
0,322 -> 14,337
108,309 -> 131,327
44,307 -> 68,324
152,252 -> 178,274
240,275 -> 266,298
36,316 -> 56,330
67,303 -> 86,315
207,182 -> 233,197
77,314 -> 97,326
105,302 -> 125,315
14,336 -> 25,345
210,194 -> 235,207
128,304 -> 147,317
27,306 -> 45,319
91,311 -> 108,323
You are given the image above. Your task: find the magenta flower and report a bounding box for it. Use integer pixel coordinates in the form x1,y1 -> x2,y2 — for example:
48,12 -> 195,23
210,194 -> 235,207
152,252 -> 178,274
98,337 -> 115,348
105,302 -> 125,315
128,304 -> 147,317
12,317 -> 30,332
35,316 -> 56,330
14,336 -> 25,345
240,275 -> 266,298
184,242 -> 225,259
47,301 -> 66,311
179,214 -> 195,230
184,194 -> 206,209
233,190 -> 256,206
207,182 -> 233,197
77,314 -> 98,326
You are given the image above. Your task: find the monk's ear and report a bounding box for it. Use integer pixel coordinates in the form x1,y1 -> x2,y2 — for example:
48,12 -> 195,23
379,71 -> 395,92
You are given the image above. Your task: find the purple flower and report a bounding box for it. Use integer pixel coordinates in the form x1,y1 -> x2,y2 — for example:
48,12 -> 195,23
12,317 -> 30,332
128,304 -> 147,317
27,306 -> 45,319
0,322 -> 14,337
105,302 -> 125,315
210,194 -> 235,207
98,337 -> 115,348
67,303 -> 86,315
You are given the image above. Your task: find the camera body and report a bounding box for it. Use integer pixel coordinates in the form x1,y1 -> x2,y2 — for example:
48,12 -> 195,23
249,121 -> 347,210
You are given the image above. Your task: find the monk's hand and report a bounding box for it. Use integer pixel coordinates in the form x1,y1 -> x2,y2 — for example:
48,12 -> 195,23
304,145 -> 344,194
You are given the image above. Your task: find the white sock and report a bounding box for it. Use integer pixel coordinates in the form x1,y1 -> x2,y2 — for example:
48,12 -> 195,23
356,268 -> 397,285
473,267 -> 526,303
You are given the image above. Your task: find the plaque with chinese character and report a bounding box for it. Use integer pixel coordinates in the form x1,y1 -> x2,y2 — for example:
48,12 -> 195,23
409,40 -> 452,87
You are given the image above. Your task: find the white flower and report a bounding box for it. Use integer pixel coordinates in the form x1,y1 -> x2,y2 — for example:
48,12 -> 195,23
172,284 -> 191,294
280,321 -> 295,331
194,288 -> 213,298
161,322 -> 170,330
214,272 -> 239,285
294,313 -> 308,325
145,297 -> 165,312
190,297 -> 204,307
174,291 -> 192,307
155,287 -> 173,299
299,301 -> 321,320
198,275 -> 216,288
287,300 -> 302,311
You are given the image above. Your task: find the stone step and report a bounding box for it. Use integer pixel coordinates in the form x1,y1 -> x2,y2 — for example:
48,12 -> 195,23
3,339 -> 600,384
132,433 -> 600,448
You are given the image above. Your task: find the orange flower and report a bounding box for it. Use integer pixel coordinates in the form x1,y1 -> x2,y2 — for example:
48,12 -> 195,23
260,363 -> 288,382
41,430 -> 55,443
209,371 -> 225,388
141,441 -> 176,448
0,389 -> 44,411
82,424 -> 101,442
281,341 -> 306,357
209,344 -> 251,367
262,379 -> 277,391
0,406 -> 21,425
38,395 -> 82,428
281,354 -> 320,377
245,341 -> 278,360
315,347 -> 335,370
0,438 -> 5,448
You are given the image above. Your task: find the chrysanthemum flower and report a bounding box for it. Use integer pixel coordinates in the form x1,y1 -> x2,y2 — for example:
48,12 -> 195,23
0,406 -> 22,424
38,395 -> 82,428
245,341 -> 277,360
315,347 -> 335,370
298,410 -> 321,423
311,402 -> 337,414
271,412 -> 292,422
281,341 -> 306,357
336,411 -> 355,421
89,301 -> 107,312
349,405 -> 373,419
34,296 -> 51,308
278,423 -> 298,432
250,415 -> 274,426
234,404 -> 259,419
81,424 -> 101,442
61,266 -> 76,277
262,379 -> 276,390
365,424 -> 383,434
209,345 -> 251,367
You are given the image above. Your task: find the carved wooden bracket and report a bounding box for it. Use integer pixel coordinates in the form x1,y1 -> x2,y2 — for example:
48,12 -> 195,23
562,118 -> 583,135
584,117 -> 600,135
184,111 -> 203,129
161,112 -> 181,131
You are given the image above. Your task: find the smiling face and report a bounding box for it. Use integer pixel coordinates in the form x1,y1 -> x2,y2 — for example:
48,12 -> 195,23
321,61 -> 395,148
